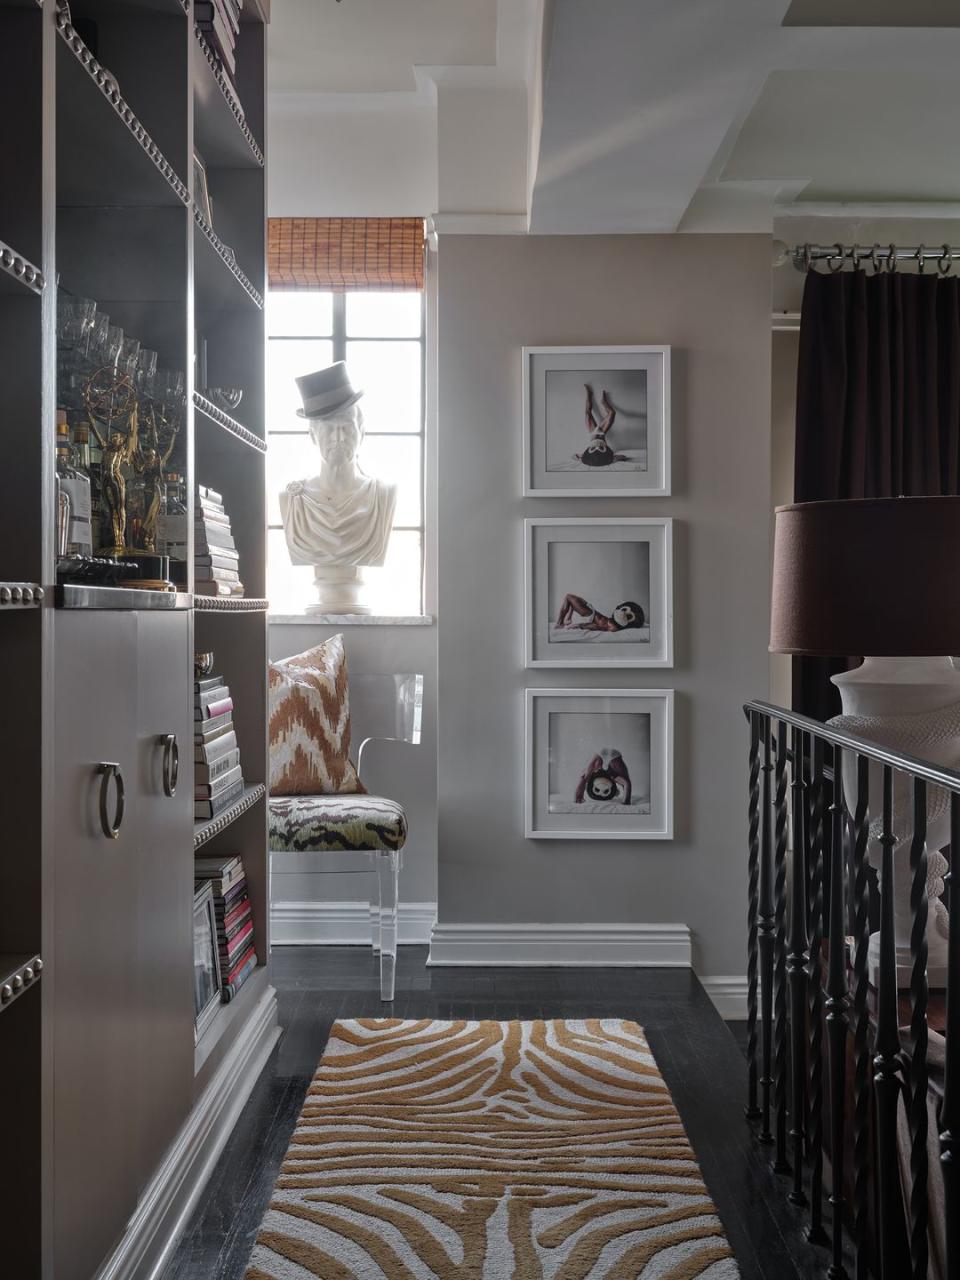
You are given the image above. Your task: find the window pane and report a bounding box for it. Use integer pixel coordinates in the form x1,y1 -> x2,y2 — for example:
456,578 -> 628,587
265,431 -> 313,526
358,435 -> 422,527
267,527 -> 317,615
267,338 -> 334,428
266,290 -> 333,337
266,433 -> 421,530
363,530 -> 423,615
268,528 -> 422,617
346,291 -> 422,338
345,340 -> 421,434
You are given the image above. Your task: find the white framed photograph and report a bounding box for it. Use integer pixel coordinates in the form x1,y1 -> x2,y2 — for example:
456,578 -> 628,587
522,345 -> 671,496
525,517 -> 673,668
525,688 -> 674,840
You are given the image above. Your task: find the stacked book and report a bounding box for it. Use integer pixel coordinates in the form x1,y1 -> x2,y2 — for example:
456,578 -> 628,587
195,485 -> 245,597
195,673 -> 244,819
196,0 -> 243,107
194,855 -> 258,1003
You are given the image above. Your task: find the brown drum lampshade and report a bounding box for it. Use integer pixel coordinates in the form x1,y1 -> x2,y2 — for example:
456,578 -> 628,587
770,496 -> 960,656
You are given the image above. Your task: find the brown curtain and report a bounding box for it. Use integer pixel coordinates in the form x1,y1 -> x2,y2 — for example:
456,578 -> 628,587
793,268 -> 960,719
268,217 -> 425,292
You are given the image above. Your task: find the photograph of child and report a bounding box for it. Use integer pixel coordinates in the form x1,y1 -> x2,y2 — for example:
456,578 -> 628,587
547,711 -> 652,815
548,540 -> 652,646
545,369 -> 648,473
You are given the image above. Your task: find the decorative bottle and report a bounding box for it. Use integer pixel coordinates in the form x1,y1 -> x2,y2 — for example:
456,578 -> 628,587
55,410 -> 92,557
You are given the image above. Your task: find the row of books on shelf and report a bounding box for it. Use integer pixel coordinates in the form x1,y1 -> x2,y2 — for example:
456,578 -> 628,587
195,670 -> 245,818
196,484 -> 245,598
197,0 -> 244,106
195,854 -> 257,1005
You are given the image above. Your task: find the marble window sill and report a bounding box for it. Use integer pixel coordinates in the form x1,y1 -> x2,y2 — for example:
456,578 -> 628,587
268,613 -> 434,627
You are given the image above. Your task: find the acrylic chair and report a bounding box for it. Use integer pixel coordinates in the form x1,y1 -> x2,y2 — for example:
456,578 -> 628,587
268,672 -> 423,1002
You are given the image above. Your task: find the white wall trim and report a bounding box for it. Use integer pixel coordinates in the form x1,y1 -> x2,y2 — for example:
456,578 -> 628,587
272,900 -> 437,946
427,922 -> 691,967
93,986 -> 279,1280
699,974 -> 748,1021
428,212 -> 529,235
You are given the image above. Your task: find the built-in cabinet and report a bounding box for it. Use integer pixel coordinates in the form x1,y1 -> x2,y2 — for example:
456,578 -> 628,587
0,2 -> 273,1275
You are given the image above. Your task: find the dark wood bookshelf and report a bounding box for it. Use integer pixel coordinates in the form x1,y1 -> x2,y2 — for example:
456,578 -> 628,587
0,1 -> 271,1275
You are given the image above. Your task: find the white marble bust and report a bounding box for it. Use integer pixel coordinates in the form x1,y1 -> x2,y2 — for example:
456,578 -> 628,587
279,362 -> 397,613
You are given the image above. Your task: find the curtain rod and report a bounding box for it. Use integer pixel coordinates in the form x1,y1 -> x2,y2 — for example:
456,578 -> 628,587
790,242 -> 960,274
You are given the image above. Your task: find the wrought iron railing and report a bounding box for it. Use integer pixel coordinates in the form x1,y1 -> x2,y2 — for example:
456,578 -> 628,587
744,700 -> 960,1280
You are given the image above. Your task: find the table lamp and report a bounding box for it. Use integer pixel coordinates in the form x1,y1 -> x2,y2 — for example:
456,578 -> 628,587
770,495 -> 960,984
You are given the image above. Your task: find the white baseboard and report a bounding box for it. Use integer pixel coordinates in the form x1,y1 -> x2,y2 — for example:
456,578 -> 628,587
699,975 -> 749,1020
271,899 -> 437,946
427,922 -> 691,968
94,984 -> 280,1280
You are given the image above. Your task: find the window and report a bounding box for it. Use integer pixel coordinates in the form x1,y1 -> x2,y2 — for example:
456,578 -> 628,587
266,290 -> 425,616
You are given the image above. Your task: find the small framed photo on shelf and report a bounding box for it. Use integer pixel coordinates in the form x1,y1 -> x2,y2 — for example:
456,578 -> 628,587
525,688 -> 674,840
193,151 -> 213,228
525,517 -> 674,668
193,881 -> 221,1042
522,345 -> 671,496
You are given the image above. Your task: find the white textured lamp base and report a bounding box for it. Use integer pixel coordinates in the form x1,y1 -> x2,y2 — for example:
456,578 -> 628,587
307,565 -> 370,615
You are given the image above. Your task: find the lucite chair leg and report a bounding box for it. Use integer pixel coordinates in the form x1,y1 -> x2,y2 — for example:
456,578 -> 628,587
377,851 -> 399,1002
370,887 -> 380,955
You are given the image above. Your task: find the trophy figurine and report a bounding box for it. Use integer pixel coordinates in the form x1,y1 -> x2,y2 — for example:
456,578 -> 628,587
136,407 -> 180,553
84,369 -> 138,556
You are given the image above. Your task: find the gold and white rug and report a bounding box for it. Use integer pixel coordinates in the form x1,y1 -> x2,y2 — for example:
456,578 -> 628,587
245,1018 -> 739,1279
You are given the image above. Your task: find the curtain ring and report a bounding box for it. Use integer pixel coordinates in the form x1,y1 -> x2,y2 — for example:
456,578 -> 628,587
917,244 -> 927,274
850,243 -> 862,272
868,244 -> 880,276
939,244 -> 953,277
886,243 -> 898,273
828,242 -> 846,273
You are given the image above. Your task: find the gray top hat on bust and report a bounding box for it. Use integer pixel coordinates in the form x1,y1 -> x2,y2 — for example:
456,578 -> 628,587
295,361 -> 364,419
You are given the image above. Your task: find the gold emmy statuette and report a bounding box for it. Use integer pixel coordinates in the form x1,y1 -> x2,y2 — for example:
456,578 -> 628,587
135,406 -> 180,553
84,368 -> 138,557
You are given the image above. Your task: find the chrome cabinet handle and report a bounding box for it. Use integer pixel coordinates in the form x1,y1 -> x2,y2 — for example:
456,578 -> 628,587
159,733 -> 179,797
96,763 -> 125,839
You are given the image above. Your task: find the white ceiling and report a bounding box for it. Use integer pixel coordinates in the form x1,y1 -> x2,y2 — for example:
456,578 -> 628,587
269,0 -> 498,94
267,0 -> 960,234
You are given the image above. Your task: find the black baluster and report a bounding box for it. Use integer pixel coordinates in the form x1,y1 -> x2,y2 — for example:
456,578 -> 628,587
826,745 -> 849,1280
746,709 -> 761,1120
941,792 -> 960,1280
759,716 -> 776,1146
908,778 -> 929,1280
850,755 -> 871,1280
773,721 -> 790,1174
788,725 -> 809,1204
874,766 -> 907,1280
807,736 -> 828,1244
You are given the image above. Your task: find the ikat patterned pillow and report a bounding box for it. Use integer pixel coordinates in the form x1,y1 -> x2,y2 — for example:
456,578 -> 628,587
268,635 -> 363,796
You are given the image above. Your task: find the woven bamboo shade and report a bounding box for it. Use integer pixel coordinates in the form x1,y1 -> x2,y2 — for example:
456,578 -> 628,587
268,218 -> 425,291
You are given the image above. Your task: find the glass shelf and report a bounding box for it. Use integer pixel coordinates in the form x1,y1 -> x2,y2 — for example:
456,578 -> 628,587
0,239 -> 43,296
194,392 -> 266,453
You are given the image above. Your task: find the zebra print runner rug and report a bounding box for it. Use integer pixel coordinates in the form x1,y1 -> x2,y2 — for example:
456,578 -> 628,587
245,1018 -> 739,1279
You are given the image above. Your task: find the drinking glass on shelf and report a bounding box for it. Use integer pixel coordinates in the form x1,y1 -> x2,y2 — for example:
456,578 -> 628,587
103,325 -> 124,369
56,293 -> 96,349
84,312 -> 110,363
136,348 -> 158,398
119,336 -> 140,379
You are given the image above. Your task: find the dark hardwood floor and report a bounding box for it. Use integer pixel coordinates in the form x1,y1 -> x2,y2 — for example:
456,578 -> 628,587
161,946 -> 847,1279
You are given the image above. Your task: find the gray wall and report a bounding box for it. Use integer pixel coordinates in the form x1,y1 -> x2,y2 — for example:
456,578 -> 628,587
436,233 -> 772,976
268,622 -> 438,907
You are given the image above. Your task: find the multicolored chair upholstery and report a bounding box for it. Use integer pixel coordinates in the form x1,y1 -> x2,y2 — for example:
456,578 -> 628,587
268,673 -> 423,1002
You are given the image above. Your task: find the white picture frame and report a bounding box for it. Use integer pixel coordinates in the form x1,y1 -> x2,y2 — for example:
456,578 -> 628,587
522,345 -> 671,497
525,688 -> 674,840
524,517 -> 674,668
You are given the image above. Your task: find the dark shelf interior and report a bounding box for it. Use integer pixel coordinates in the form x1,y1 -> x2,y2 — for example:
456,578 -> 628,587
192,31 -> 264,169
56,19 -> 187,209
193,783 -> 266,848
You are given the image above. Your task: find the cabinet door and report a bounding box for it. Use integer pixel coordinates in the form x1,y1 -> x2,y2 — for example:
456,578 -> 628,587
134,610 -> 194,1190
53,610 -> 139,1280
